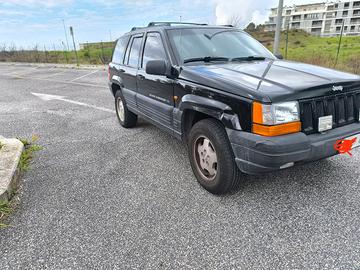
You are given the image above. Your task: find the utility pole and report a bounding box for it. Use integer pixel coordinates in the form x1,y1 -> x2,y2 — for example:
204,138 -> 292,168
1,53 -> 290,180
334,20 -> 345,68
70,26 -> 79,66
109,30 -> 112,41
273,0 -> 284,55
62,19 -> 70,51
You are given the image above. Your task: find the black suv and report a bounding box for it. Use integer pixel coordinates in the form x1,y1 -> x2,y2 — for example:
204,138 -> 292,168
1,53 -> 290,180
108,22 -> 360,194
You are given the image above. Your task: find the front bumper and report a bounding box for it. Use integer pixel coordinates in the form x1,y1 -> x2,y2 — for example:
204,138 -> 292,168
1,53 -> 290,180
227,123 -> 360,174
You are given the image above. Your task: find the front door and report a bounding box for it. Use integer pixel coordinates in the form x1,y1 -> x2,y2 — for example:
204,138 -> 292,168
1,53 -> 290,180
136,32 -> 174,130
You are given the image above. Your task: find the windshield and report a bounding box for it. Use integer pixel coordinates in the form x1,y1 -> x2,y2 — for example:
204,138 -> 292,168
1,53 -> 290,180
167,28 -> 275,64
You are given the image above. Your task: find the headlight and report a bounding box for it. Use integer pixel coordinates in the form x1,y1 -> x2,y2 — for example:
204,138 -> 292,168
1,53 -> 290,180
252,101 -> 301,136
262,101 -> 300,125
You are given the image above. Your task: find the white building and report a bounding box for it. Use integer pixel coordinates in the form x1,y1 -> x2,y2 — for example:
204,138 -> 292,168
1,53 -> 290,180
264,1 -> 360,36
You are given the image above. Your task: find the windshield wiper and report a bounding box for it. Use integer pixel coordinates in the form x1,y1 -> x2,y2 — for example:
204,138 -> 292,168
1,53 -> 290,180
183,56 -> 229,64
231,56 -> 266,62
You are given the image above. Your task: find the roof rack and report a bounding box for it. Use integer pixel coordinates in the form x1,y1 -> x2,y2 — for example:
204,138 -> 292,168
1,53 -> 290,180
131,26 -> 145,31
221,24 -> 234,27
147,22 -> 208,27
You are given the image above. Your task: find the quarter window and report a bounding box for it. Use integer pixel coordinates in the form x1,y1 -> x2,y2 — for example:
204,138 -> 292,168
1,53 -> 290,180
112,36 -> 129,64
127,36 -> 143,67
142,33 -> 166,68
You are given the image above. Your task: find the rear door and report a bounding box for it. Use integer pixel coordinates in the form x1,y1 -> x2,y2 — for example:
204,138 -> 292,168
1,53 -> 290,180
136,32 -> 174,130
119,34 -> 143,112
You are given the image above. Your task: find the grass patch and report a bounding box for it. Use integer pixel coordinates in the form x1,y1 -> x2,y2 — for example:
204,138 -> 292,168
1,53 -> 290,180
19,135 -> 43,172
0,201 -> 11,228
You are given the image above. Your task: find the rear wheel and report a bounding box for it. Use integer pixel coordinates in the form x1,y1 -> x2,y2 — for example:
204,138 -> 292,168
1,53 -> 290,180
188,118 -> 240,194
115,91 -> 137,128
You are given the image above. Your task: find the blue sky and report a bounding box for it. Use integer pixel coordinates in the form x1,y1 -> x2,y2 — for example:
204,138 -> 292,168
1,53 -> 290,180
0,0 -> 316,50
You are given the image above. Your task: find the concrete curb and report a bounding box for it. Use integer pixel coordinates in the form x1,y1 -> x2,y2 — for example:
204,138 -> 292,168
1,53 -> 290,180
0,136 -> 24,202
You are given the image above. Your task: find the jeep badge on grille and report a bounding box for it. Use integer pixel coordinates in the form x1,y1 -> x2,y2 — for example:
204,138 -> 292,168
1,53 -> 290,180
332,85 -> 343,91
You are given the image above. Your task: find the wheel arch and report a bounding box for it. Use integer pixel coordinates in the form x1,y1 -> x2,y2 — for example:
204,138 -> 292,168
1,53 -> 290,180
178,94 -> 242,140
110,83 -> 121,97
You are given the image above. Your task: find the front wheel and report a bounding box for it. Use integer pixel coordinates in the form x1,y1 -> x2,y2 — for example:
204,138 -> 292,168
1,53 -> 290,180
188,118 -> 241,194
115,91 -> 137,128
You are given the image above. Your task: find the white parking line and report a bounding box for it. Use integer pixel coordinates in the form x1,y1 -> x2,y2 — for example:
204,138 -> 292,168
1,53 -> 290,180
31,92 -> 113,113
71,70 -> 99,82
0,73 -> 107,89
3,67 -> 41,77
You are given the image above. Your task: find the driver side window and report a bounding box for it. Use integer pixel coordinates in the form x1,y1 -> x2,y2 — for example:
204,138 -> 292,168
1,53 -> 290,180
142,32 -> 166,69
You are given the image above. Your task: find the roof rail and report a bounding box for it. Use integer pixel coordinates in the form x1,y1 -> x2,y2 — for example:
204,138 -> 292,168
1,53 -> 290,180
221,24 -> 234,27
147,22 -> 208,27
131,26 -> 144,31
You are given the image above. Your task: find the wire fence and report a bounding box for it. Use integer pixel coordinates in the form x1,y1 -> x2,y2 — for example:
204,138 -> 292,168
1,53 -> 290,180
0,42 -> 115,65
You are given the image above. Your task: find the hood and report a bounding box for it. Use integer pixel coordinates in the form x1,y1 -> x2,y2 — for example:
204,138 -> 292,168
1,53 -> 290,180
179,60 -> 360,103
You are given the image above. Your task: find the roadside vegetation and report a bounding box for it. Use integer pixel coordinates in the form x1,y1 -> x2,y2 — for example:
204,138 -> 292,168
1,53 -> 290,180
0,136 -> 42,229
250,29 -> 360,74
18,136 -> 43,172
0,201 -> 11,228
0,43 -> 114,65
0,30 -> 359,74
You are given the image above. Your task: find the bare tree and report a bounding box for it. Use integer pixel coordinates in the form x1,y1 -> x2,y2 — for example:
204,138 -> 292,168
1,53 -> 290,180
226,14 -> 242,27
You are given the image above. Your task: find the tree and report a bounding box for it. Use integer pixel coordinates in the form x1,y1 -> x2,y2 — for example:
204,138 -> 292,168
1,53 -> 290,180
255,24 -> 265,32
245,22 -> 256,32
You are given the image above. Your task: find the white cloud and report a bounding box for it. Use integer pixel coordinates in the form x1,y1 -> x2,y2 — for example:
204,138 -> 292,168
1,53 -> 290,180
1,0 -> 72,8
215,0 -> 277,26
214,0 -> 326,26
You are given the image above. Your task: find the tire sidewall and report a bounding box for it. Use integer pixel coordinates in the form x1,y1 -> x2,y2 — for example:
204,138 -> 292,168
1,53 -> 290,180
188,120 -> 235,193
115,91 -> 126,126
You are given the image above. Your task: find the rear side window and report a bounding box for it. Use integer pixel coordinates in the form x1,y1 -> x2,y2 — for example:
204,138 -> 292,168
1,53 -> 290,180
127,36 -> 143,67
112,36 -> 129,64
142,32 -> 166,68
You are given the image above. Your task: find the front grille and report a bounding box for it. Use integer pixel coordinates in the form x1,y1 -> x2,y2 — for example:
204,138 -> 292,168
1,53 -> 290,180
299,91 -> 360,134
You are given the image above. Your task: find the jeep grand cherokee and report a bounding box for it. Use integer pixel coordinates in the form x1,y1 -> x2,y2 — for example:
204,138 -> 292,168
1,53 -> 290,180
108,22 -> 360,194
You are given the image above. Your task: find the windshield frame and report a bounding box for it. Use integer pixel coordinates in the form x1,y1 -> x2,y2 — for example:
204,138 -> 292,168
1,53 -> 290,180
165,27 -> 276,66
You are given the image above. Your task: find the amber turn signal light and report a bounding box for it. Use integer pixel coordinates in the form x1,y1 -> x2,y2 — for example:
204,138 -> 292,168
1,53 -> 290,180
252,122 -> 301,136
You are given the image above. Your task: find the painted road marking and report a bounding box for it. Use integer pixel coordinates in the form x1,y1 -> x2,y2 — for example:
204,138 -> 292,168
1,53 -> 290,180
71,70 -> 99,81
0,73 -> 107,88
31,92 -> 113,113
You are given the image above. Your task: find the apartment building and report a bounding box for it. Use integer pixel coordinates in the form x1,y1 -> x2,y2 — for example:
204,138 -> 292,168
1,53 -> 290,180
264,1 -> 360,36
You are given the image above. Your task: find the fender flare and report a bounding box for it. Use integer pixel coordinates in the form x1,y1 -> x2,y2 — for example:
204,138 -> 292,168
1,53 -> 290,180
109,75 -> 124,96
178,94 -> 242,131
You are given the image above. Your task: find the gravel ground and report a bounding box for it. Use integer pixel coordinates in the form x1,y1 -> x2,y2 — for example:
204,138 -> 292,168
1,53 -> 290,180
0,63 -> 359,270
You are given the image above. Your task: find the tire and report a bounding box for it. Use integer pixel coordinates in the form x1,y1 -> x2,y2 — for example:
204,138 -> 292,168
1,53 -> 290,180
115,91 -> 137,128
188,118 -> 241,194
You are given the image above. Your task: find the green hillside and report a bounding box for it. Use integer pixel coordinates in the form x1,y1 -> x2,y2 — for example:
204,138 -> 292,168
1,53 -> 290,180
250,30 -> 360,74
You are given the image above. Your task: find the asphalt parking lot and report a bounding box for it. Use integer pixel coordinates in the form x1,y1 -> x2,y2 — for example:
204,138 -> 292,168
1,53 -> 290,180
0,62 -> 360,269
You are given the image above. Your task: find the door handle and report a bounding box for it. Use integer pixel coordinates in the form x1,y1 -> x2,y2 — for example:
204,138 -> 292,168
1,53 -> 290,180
118,68 -> 125,73
137,74 -> 145,80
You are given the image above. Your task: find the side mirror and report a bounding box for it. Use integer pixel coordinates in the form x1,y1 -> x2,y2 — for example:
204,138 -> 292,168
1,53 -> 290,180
275,54 -> 284,60
146,60 -> 178,78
